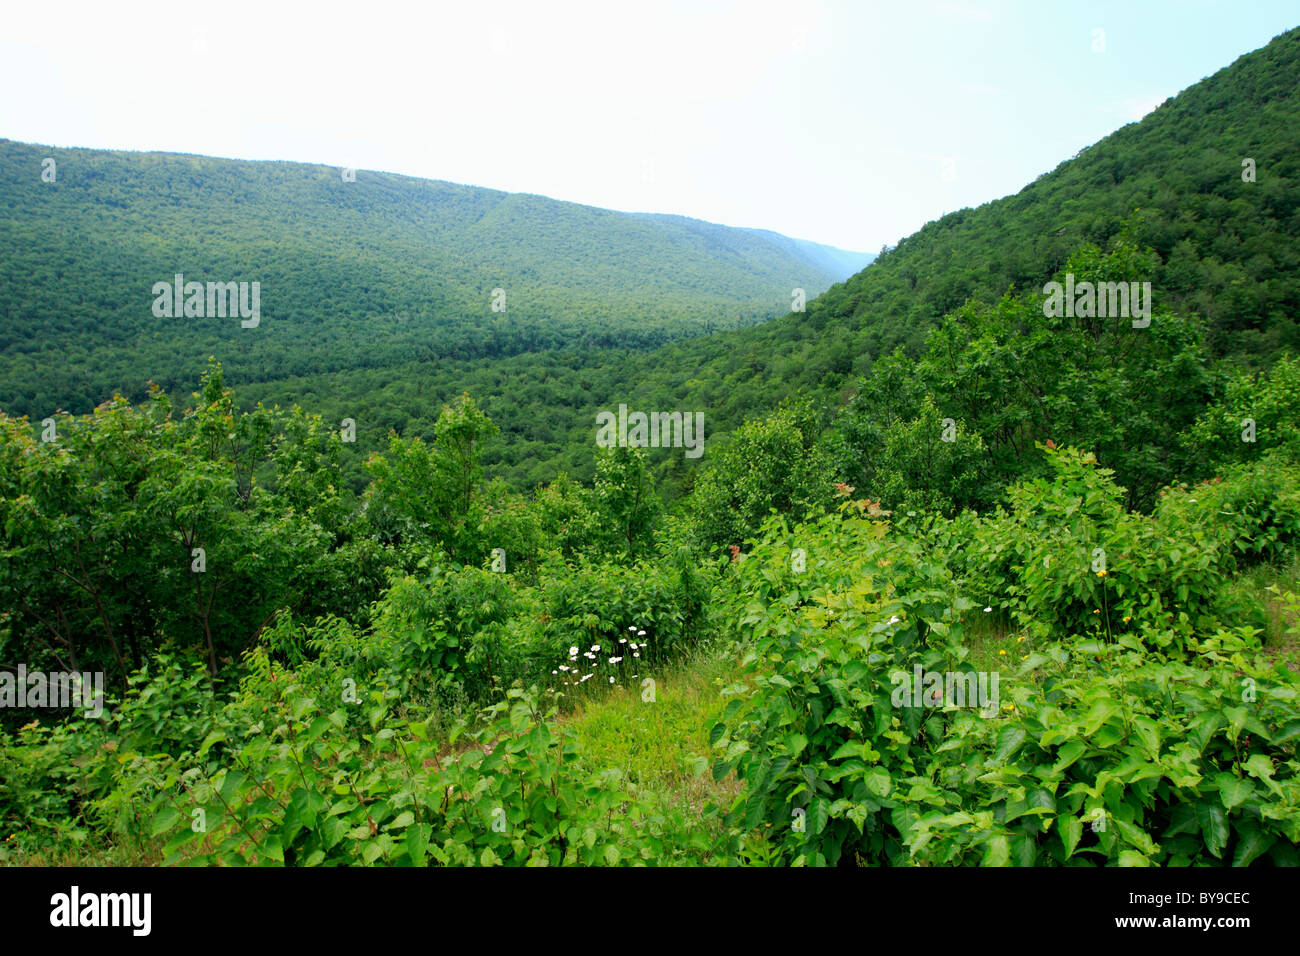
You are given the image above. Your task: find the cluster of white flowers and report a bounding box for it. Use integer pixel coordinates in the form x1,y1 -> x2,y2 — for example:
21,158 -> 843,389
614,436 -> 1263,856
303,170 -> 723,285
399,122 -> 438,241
552,626 -> 651,691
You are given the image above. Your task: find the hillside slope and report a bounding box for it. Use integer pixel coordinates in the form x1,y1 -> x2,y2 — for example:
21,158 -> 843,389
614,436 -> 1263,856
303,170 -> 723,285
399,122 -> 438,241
593,25 -> 1300,446
0,141 -> 863,418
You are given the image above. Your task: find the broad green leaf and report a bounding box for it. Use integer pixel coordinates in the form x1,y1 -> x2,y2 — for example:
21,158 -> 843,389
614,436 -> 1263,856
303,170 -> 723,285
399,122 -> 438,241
994,725 -> 1027,763
1193,800 -> 1228,858
1082,698 -> 1121,737
1231,824 -> 1276,867
1059,815 -> 1083,858
1052,740 -> 1087,774
1212,773 -> 1255,811
150,807 -> 181,836
981,834 -> 1010,867
809,797 -> 830,835
863,767 -> 892,798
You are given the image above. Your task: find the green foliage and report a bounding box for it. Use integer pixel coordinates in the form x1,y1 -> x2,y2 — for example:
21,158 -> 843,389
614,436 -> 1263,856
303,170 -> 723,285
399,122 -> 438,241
146,683 -> 709,866
7,29 -> 1300,865
686,399 -> 835,549
1185,354 -> 1300,472
830,390 -> 991,515
361,394 -> 498,563
0,135 -> 861,499
0,362 -> 388,689
706,471 -> 1300,866
0,653 -> 216,855
831,239 -> 1217,514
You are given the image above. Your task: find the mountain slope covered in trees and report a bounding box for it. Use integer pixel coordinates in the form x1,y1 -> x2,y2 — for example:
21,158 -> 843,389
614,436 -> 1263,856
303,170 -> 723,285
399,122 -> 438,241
141,26 -> 1300,496
4,29 -> 1300,872
0,139 -> 866,422
584,26 -> 1300,455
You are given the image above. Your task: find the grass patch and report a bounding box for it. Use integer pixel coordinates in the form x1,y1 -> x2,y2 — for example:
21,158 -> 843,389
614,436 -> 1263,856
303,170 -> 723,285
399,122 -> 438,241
1225,555 -> 1300,672
562,643 -> 745,823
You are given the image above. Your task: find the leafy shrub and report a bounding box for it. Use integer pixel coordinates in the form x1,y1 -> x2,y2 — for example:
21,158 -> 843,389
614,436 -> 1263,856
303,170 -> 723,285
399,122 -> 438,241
149,684 -> 711,866
707,494 -> 1300,867
708,504 -> 978,866
937,445 -> 1292,653
895,634 -> 1300,867
0,653 -> 216,855
1155,452 -> 1300,570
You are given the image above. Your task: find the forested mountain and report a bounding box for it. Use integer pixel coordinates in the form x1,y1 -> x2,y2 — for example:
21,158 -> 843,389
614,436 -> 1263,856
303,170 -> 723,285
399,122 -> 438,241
79,25 -> 1293,497
2,30 -> 1297,497
5,26 -> 1300,875
585,27 -> 1300,452
0,139 -> 865,422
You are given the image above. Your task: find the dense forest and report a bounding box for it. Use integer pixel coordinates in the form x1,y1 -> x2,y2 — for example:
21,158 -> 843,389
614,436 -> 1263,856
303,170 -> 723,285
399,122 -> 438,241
0,139 -> 866,476
2,28 -> 1299,869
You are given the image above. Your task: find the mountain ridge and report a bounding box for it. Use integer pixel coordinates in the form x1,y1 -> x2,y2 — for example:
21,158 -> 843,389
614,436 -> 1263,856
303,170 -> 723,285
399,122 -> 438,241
0,138 -> 863,419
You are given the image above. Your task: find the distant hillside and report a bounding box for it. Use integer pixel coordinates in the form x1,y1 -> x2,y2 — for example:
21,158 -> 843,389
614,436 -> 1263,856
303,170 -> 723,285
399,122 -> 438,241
753,231 -> 874,281
587,25 -> 1300,444
0,142 -> 858,418
628,215 -> 874,282
4,28 -> 1296,498
111,28 -> 1300,496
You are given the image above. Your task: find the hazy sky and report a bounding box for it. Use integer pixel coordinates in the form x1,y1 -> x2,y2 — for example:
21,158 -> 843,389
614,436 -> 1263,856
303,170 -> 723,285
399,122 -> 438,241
3,1 -> 1296,251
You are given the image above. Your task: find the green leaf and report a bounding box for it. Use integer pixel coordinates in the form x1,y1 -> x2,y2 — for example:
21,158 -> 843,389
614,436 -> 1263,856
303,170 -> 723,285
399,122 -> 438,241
307,716 -> 332,741
809,797 -> 830,836
1082,698 -> 1121,737
863,767 -> 892,798
830,740 -> 863,761
994,725 -> 1027,763
1231,824 -> 1276,867
1052,740 -> 1086,774
219,769 -> 248,805
150,807 -> 181,836
1243,754 -> 1277,790
405,823 -> 430,865
1130,716 -> 1161,757
1271,719 -> 1300,746
509,702 -> 532,733
1186,712 -> 1224,753
1059,815 -> 1083,858
1193,800 -> 1228,858
1212,773 -> 1255,811
981,834 -> 1010,867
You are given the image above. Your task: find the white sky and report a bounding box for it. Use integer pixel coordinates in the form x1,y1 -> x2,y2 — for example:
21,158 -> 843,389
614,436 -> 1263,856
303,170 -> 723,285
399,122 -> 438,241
2,0 -> 1296,251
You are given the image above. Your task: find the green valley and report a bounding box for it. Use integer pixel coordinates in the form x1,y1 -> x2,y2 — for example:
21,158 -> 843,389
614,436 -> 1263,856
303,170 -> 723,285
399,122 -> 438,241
2,21 -> 1300,874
